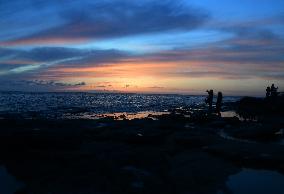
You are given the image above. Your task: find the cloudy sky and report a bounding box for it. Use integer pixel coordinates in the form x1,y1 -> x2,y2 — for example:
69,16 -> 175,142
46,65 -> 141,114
0,0 -> 283,95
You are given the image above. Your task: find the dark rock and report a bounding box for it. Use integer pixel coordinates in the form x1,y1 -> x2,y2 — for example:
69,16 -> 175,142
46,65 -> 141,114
169,151 -> 239,194
225,123 -> 280,142
237,96 -> 284,120
174,131 -> 215,148
111,165 -> 168,194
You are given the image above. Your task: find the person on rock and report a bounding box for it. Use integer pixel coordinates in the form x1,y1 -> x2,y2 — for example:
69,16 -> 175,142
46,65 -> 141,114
216,92 -> 223,117
266,86 -> 271,98
271,84 -> 279,97
205,89 -> 214,112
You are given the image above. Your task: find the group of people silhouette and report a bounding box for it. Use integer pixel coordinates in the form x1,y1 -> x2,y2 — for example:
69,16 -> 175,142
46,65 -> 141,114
205,90 -> 223,116
266,84 -> 279,98
205,84 -> 280,116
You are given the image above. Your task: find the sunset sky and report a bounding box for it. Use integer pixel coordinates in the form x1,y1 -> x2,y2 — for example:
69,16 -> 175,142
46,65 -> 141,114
0,0 -> 283,96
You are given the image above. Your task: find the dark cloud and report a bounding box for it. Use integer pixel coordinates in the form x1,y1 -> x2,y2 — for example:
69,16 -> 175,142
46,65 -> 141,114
0,0 -> 209,45
148,86 -> 164,89
18,47 -> 84,62
143,27 -> 284,66
18,47 -> 126,65
24,80 -> 86,87
0,47 -> 130,75
0,79 -> 86,91
57,49 -> 129,68
0,47 -> 22,59
1,47 -> 128,62
0,63 -> 28,71
92,82 -> 112,88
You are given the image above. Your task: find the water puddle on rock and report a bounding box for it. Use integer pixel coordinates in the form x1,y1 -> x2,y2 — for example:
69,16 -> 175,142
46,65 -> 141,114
219,129 -> 284,146
218,129 -> 256,144
221,111 -> 238,118
0,166 -> 25,194
218,168 -> 284,194
221,111 -> 244,121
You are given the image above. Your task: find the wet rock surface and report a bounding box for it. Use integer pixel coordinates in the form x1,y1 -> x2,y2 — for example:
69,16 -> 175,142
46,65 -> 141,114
0,102 -> 284,194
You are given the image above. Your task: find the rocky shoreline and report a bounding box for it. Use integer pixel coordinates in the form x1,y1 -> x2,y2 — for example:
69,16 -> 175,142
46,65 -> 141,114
0,97 -> 284,194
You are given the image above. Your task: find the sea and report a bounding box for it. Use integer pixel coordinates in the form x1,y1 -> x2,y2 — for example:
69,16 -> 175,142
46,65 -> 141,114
0,92 -> 241,119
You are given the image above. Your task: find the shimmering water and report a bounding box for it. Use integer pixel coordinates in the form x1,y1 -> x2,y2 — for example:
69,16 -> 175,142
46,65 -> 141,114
0,92 -> 240,119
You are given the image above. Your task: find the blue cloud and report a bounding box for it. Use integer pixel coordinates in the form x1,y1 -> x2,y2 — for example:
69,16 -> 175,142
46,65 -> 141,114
0,0 -> 209,45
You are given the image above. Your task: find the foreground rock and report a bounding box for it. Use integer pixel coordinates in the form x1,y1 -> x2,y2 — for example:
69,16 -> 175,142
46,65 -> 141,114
0,109 -> 284,194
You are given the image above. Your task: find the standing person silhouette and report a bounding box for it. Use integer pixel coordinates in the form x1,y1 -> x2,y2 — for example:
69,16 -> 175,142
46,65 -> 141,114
266,86 -> 271,98
205,90 -> 214,112
271,84 -> 279,97
216,92 -> 223,117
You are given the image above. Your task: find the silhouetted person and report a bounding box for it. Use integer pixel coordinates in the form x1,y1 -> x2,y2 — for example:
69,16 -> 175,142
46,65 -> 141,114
205,89 -> 214,112
266,86 -> 271,98
216,92 -> 223,116
271,84 -> 279,97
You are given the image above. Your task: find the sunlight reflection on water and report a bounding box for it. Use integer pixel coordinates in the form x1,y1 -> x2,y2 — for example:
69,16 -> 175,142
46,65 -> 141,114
63,111 -> 170,120
0,92 -> 240,119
